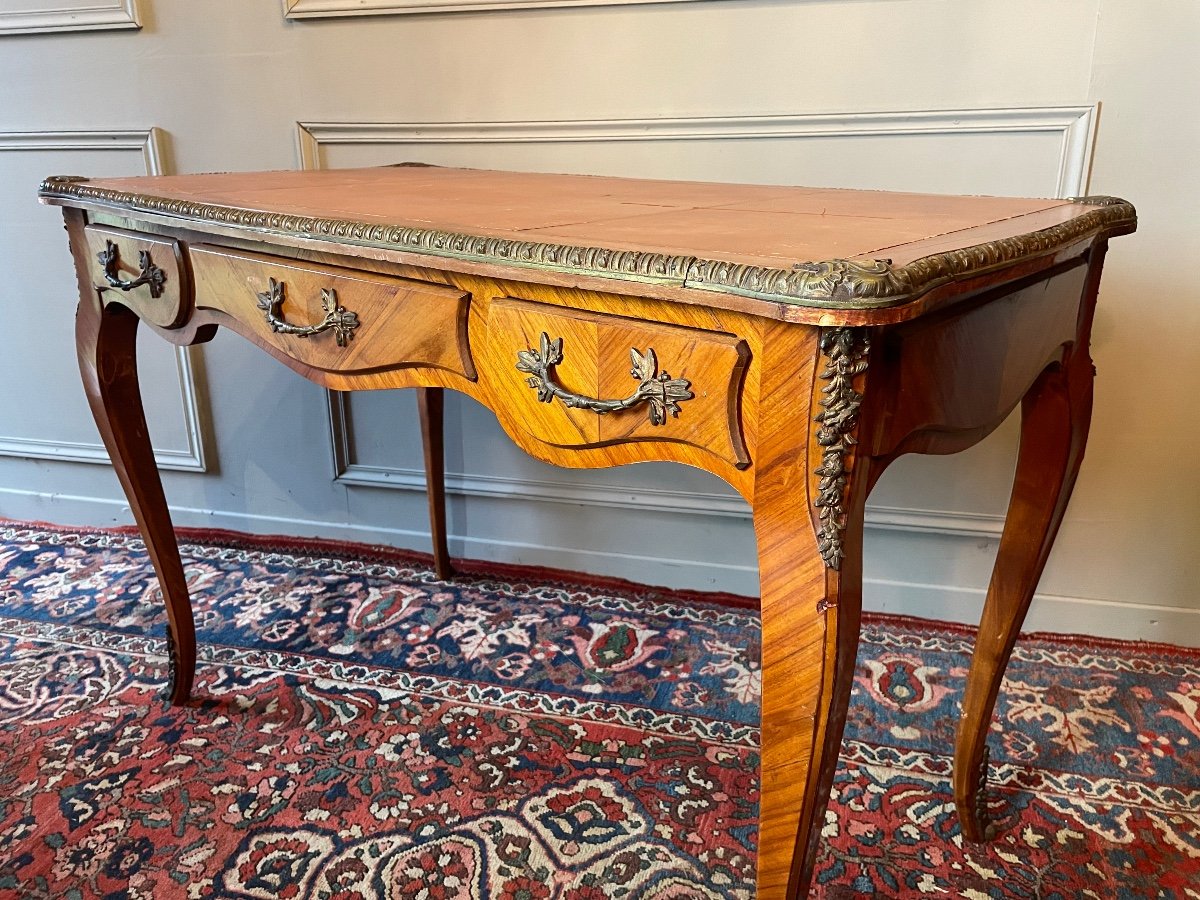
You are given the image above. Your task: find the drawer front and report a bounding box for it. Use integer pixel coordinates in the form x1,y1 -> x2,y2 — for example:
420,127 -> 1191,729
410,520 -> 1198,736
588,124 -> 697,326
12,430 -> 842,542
484,298 -> 750,468
190,245 -> 474,378
83,224 -> 190,328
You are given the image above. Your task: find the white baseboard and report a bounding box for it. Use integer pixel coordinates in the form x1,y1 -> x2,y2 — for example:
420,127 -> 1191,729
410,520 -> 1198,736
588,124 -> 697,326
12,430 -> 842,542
864,577 -> 1200,647
3,486 -> 1196,647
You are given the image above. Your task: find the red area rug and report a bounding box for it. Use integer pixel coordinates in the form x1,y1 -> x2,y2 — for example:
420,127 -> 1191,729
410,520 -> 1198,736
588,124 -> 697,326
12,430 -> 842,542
0,522 -> 1197,898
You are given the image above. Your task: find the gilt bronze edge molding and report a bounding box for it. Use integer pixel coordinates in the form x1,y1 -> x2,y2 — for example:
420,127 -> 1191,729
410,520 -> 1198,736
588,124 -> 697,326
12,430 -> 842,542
39,176 -> 1136,310
1067,194 -> 1131,207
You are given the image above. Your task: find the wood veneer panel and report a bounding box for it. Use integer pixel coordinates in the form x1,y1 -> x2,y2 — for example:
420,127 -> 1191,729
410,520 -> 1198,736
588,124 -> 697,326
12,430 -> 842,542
483,297 -> 750,467
190,244 -> 474,378
83,224 -> 190,329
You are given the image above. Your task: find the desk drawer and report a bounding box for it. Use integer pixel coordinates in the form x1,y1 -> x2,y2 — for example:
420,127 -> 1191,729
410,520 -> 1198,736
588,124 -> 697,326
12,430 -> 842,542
83,224 -> 191,328
483,298 -> 750,468
190,246 -> 474,378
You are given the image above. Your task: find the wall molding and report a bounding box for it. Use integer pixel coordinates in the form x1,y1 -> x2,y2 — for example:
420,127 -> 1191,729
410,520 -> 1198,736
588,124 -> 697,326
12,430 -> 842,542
0,129 -> 207,472
0,129 -> 164,167
0,0 -> 140,35
297,106 -> 1096,197
306,107 -> 1094,538
285,0 -> 731,19
4,485 -> 1194,647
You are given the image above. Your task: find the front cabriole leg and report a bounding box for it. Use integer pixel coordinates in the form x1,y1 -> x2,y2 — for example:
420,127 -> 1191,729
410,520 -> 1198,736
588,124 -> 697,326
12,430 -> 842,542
76,284 -> 196,704
754,323 -> 873,898
67,207 -> 201,704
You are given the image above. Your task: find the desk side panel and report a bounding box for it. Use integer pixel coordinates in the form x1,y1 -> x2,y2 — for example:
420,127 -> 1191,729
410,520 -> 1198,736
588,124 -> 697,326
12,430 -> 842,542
867,261 -> 1092,461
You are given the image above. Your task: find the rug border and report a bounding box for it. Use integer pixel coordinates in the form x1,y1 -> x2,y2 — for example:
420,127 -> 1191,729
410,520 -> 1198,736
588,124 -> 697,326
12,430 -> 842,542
4,516 -> 1198,661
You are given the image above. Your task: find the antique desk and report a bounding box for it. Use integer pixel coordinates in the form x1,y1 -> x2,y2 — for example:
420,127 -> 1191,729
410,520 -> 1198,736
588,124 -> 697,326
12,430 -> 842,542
39,167 -> 1134,899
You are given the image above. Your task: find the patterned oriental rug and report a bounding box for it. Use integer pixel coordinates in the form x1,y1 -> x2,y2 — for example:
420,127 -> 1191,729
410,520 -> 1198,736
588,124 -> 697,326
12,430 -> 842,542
0,523 -> 1197,899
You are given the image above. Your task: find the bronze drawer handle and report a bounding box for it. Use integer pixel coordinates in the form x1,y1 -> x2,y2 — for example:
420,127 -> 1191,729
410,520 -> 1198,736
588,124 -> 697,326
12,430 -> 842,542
255,277 -> 361,347
97,239 -> 167,298
516,331 -> 694,426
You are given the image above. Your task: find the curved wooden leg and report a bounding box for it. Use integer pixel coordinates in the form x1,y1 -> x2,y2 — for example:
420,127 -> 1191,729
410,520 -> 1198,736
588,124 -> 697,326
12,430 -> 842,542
754,325 -> 872,899
76,293 -> 196,704
756,485 -> 868,898
417,387 -> 454,580
954,352 -> 1093,841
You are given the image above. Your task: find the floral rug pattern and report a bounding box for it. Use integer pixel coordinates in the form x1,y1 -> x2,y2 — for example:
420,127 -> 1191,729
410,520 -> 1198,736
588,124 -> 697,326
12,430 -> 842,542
0,524 -> 1197,898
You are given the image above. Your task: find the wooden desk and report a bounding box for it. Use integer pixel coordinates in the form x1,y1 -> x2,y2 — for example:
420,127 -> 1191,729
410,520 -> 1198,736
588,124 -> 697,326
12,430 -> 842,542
39,166 -> 1135,899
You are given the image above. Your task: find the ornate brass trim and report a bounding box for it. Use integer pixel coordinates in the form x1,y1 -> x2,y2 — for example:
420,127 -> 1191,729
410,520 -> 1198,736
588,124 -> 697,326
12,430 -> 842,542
688,258 -> 908,304
813,327 -> 870,570
41,176 -> 1136,310
516,331 -> 694,426
1067,195 -> 1129,206
255,277 -> 360,347
97,238 -> 167,298
164,628 -> 178,703
975,744 -> 996,839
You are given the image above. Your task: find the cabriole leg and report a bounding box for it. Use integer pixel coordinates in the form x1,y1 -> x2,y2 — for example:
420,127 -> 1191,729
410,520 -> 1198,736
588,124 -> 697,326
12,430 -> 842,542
954,350 -> 1093,840
755,492 -> 868,898
76,291 -> 196,705
754,324 -> 872,898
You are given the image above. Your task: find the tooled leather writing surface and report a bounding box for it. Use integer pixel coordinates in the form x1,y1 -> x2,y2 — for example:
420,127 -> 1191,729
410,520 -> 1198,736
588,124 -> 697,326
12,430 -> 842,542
40,167 -> 1134,314
46,166 -> 1068,267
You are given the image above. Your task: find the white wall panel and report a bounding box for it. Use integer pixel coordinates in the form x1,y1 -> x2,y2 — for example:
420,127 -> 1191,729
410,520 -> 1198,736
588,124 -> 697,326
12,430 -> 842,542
0,131 -> 207,471
0,0 -> 139,35
306,109 -> 1093,544
286,0 -> 715,15
299,109 -> 1095,196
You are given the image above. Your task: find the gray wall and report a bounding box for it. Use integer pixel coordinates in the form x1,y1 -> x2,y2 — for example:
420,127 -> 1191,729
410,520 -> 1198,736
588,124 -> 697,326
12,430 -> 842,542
1,0 -> 1197,644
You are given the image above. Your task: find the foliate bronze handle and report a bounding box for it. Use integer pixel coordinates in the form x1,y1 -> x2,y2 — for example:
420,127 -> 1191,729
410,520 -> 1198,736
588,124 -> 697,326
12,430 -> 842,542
97,239 -> 167,298
515,332 -> 694,426
255,278 -> 361,348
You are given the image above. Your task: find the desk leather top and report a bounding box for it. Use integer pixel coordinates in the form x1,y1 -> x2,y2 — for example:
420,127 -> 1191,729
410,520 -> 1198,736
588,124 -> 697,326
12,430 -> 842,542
40,166 -> 1134,314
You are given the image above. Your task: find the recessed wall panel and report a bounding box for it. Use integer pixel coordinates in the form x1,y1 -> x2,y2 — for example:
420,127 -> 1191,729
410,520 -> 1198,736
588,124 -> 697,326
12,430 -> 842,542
0,0 -> 139,34
0,133 -> 206,471
303,109 -> 1094,531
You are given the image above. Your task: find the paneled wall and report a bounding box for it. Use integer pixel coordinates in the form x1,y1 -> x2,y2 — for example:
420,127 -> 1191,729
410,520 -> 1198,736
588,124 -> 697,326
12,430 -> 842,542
1,0 -> 1196,644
